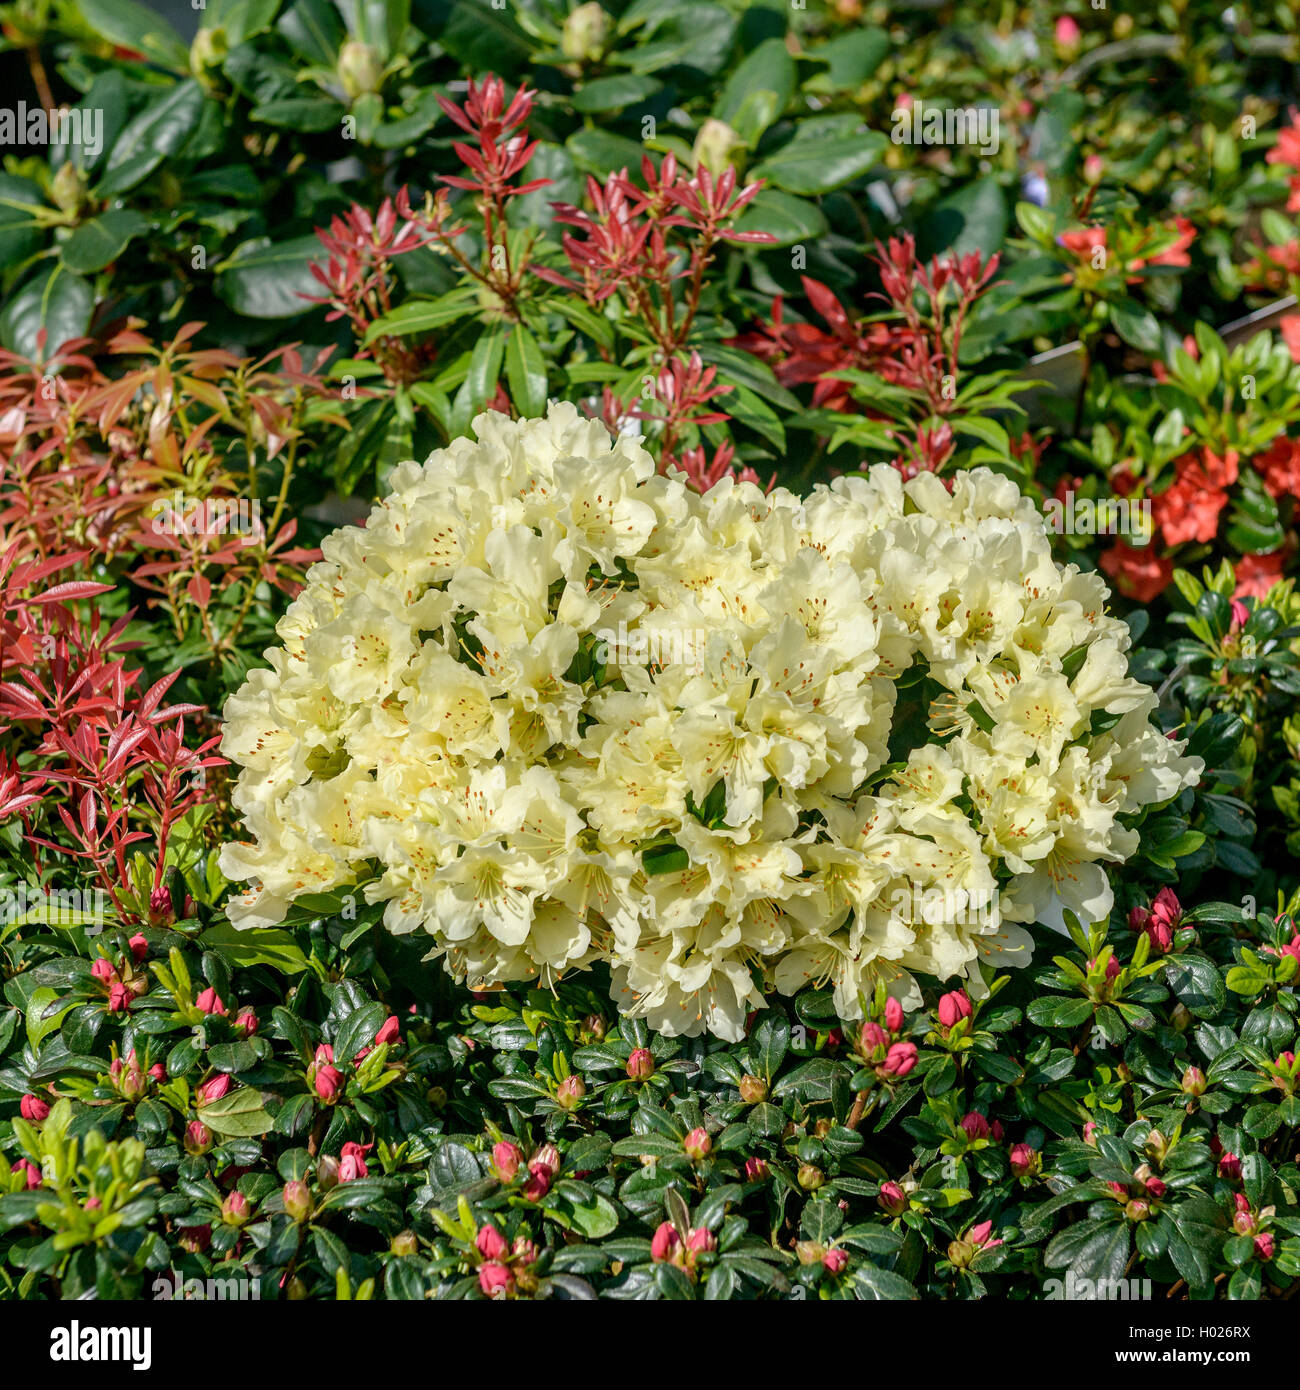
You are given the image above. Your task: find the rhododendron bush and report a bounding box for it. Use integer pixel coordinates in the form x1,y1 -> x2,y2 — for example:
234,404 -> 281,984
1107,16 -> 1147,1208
219,405 -> 1199,1039
4,0 -> 1300,1318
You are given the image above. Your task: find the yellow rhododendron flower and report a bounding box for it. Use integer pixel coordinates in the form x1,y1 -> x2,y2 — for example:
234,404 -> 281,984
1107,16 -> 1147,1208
219,403 -> 1202,1041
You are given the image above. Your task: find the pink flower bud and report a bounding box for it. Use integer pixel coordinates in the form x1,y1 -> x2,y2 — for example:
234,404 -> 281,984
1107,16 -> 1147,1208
108,982 -> 132,1013
531,1143 -> 560,1177
744,1156 -> 770,1182
338,1141 -> 370,1182
313,1064 -> 345,1103
522,1164 -> 551,1201
374,1015 -> 400,1047
1230,598 -> 1250,629
1219,1152 -> 1242,1180
1083,1121 -> 1099,1146
1145,919 -> 1173,954
882,1041 -> 917,1076
91,957 -> 116,984
128,934 -> 148,963
196,1073 -> 231,1106
884,997 -> 905,1033
195,987 -> 226,1017
683,1127 -> 711,1161
492,1141 -> 522,1183
968,1220 -> 999,1248
283,1180 -> 313,1222
738,1074 -> 767,1103
234,1009 -> 259,1038
12,1158 -> 41,1189
822,1247 -> 850,1275
1150,887 -> 1182,929
990,1120 -> 1004,1142
1055,14 -> 1081,46
937,991 -> 971,1029
626,1048 -> 655,1081
878,1181 -> 906,1216
1145,1175 -> 1167,1199
478,1262 -> 513,1297
512,1236 -> 538,1265
1127,905 -> 1151,932
184,1120 -> 213,1155
556,1074 -> 586,1111
1181,1066 -> 1206,1096
119,1066 -> 146,1102
1082,155 -> 1104,184
686,1227 -> 717,1254
317,1155 -> 340,1190
859,1021 -> 888,1053
221,1190 -> 251,1226
178,1224 -> 212,1254
1254,1232 -> 1275,1261
960,1111 -> 991,1141
476,1224 -> 509,1261
19,1093 -> 50,1124
651,1221 -> 680,1262
149,1063 -> 166,1083
1009,1143 -> 1039,1177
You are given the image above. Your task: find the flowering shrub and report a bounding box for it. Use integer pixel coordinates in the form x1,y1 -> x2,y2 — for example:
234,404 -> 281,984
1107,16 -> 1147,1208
1,0 -> 1300,1310
218,404 -> 1199,1039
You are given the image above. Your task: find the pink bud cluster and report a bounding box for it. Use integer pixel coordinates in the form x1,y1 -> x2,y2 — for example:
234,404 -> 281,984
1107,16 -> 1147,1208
650,1220 -> 717,1279
857,996 -> 915,1079
308,1016 -> 403,1102
1128,887 -> 1183,954
476,1222 -> 541,1297
492,1140 -> 560,1202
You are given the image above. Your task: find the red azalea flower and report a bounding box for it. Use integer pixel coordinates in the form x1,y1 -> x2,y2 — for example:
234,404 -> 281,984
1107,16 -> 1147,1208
1253,435 -> 1300,499
1234,549 -> 1288,600
1099,539 -> 1174,602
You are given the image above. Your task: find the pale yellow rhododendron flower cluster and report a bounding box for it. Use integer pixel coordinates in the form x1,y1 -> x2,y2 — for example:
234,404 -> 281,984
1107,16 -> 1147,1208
219,403 -> 1202,1041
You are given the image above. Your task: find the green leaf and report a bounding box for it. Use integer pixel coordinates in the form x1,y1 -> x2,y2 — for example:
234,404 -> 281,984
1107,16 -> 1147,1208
752,130 -> 887,195
0,175 -> 47,269
1164,956 -> 1227,1020
0,264 -> 94,359
572,75 -> 663,114
449,326 -> 506,437
807,27 -> 890,89
566,1193 -> 620,1239
505,323 -> 549,418
363,288 -> 479,345
98,80 -> 207,195
751,1011 -> 789,1081
198,1086 -> 274,1137
277,0 -> 345,64
1109,299 -> 1163,356
26,988 -> 73,1048
566,129 -> 651,177
731,189 -> 827,247
925,179 -> 1008,260
216,235 -> 323,319
250,97 -> 345,131
61,210 -> 150,275
714,38 -> 795,129
73,0 -> 190,69
198,922 -> 309,974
